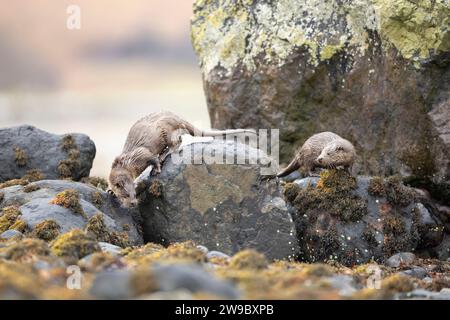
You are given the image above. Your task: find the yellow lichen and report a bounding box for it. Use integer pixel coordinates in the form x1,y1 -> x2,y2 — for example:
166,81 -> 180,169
50,189 -> 86,219
50,229 -> 100,259
229,249 -> 268,270
14,147 -> 27,167
31,220 -> 61,241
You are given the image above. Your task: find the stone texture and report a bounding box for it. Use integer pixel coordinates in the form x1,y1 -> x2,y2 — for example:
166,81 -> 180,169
138,140 -> 299,260
191,0 -> 450,203
0,180 -> 143,245
285,174 -> 447,265
0,125 -> 96,182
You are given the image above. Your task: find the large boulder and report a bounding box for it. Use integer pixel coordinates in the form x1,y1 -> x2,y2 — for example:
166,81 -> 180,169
284,171 -> 448,265
0,125 -> 96,182
0,180 -> 143,245
138,139 -> 299,260
191,0 -> 450,203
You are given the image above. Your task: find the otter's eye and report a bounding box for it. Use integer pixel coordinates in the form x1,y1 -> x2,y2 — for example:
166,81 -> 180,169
115,183 -> 121,188
327,152 -> 331,156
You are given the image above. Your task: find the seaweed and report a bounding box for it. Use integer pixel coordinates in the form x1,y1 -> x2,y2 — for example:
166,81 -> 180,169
31,220 -> 61,241
49,189 -> 86,218
91,191 -> 104,209
81,177 -> 109,191
22,169 -> 45,182
14,147 -> 27,167
58,135 -> 81,179
0,206 -> 22,233
229,249 -> 268,270
0,179 -> 29,189
50,229 -> 100,259
23,184 -> 40,193
85,214 -> 130,248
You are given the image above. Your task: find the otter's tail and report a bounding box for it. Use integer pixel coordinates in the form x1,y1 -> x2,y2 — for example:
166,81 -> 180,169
182,121 -> 256,137
277,158 -> 300,178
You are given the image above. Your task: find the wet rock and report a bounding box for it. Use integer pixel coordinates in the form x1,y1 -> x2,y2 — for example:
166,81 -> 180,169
400,267 -> 428,280
0,125 -> 96,182
285,173 -> 447,265
0,180 -> 143,245
90,270 -> 132,299
386,252 -> 416,268
138,140 -> 298,260
152,264 -> 239,299
399,289 -> 450,300
191,0 -> 450,203
98,242 -> 122,256
0,229 -> 23,240
207,251 -> 231,260
196,245 -> 209,254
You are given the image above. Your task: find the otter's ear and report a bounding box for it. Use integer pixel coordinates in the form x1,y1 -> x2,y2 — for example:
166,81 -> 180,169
336,146 -> 344,151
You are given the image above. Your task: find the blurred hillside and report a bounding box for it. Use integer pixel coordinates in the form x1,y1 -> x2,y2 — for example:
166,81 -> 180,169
0,0 -> 209,177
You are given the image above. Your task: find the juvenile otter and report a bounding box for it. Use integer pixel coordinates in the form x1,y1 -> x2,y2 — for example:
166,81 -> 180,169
109,111 -> 256,207
277,132 -> 356,178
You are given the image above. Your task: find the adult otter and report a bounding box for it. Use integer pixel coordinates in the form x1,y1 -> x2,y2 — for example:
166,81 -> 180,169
109,111 -> 256,207
277,132 -> 356,178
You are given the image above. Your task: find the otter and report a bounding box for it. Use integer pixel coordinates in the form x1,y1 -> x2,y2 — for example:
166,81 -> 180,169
277,132 -> 356,178
109,111 -> 256,207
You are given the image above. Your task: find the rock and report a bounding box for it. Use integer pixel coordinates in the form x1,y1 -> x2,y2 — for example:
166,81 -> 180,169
0,180 -> 143,245
98,242 -> 123,256
90,270 -> 132,299
206,251 -> 231,260
90,263 -> 240,299
0,125 -> 96,182
285,172 -> 447,265
326,275 -> 358,296
151,264 -> 239,299
138,140 -> 299,260
400,267 -> 428,280
0,229 -> 23,240
191,0 -> 450,204
196,245 -> 209,254
386,252 -> 416,268
399,289 -> 450,300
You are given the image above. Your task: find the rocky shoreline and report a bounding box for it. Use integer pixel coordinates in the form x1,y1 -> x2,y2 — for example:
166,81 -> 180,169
0,125 -> 448,299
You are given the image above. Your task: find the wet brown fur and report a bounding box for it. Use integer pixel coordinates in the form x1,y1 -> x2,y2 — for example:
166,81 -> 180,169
277,132 -> 356,178
109,111 -> 255,207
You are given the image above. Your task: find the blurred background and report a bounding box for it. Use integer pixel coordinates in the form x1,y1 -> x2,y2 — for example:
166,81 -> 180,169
0,0 -> 209,177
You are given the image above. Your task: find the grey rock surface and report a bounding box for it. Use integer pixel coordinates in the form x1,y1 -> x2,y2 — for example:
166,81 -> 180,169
0,180 -> 143,245
0,125 -> 96,182
138,140 -> 298,260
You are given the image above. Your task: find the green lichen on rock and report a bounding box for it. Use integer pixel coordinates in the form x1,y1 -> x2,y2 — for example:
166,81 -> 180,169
31,220 -> 61,242
191,0 -> 448,74
50,229 -> 100,259
373,0 -> 449,64
13,147 -> 27,167
49,189 -> 86,219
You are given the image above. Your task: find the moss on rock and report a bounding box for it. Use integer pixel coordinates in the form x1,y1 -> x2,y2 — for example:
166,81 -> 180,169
23,184 -> 40,193
50,229 -> 100,259
50,189 -> 86,218
1,238 -> 50,262
13,146 -> 27,167
81,177 -> 109,191
285,170 -> 368,223
229,249 -> 268,270
0,179 -> 29,189
0,206 -> 22,233
22,169 -> 45,182
31,220 -> 61,242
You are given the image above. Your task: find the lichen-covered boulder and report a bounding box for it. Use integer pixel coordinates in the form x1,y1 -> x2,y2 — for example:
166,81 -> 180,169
0,125 -> 96,182
284,170 -> 448,265
191,0 -> 450,203
138,140 -> 299,260
0,180 -> 143,246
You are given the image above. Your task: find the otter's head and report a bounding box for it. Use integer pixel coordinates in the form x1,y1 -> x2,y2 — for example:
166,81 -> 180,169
108,166 -> 138,208
316,140 -> 355,168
